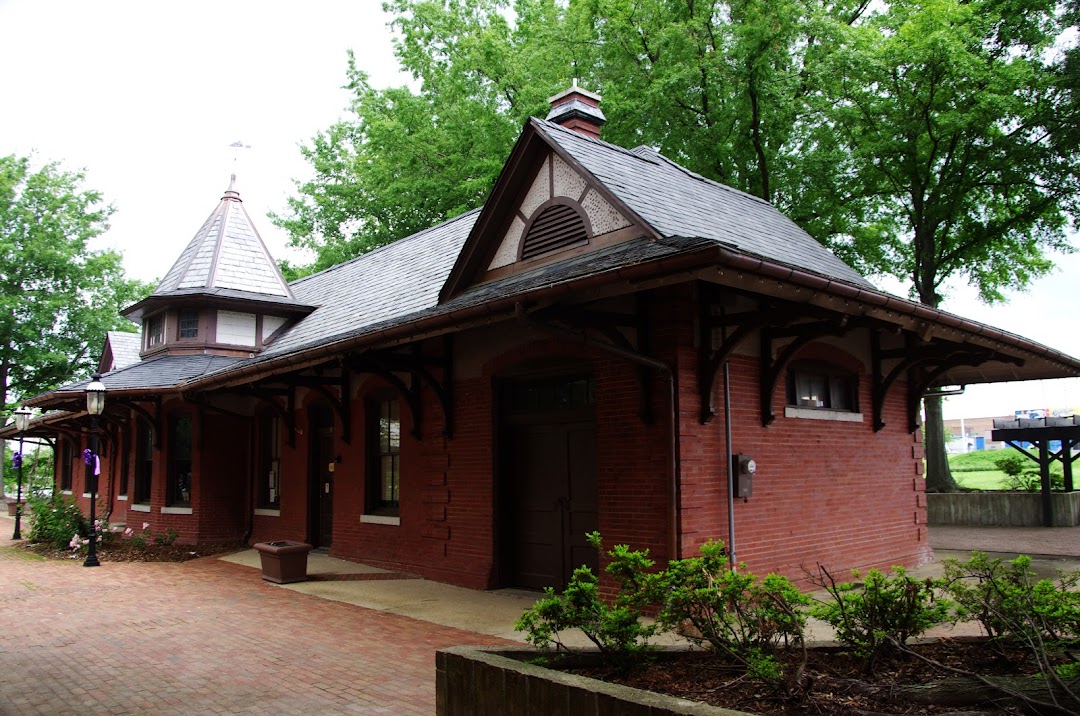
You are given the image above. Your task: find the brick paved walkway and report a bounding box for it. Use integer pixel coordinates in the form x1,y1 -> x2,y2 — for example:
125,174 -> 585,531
0,544 -> 511,715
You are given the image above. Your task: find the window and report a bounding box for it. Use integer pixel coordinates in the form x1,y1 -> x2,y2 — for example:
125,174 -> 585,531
119,429 -> 130,497
60,440 -> 73,492
178,310 -> 199,339
167,413 -> 192,507
134,422 -> 153,504
146,315 -> 164,348
367,398 -> 400,516
786,362 -> 858,412
258,414 -> 281,509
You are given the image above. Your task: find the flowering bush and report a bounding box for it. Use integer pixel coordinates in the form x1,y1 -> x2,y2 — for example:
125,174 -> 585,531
27,493 -> 89,548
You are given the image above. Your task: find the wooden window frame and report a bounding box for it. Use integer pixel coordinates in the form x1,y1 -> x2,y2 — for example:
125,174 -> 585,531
134,422 -> 153,504
365,395 -> 400,517
786,361 -> 859,413
257,413 -> 281,509
166,412 -> 192,508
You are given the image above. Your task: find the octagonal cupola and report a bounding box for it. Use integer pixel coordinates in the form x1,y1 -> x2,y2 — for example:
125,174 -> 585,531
121,176 -> 314,359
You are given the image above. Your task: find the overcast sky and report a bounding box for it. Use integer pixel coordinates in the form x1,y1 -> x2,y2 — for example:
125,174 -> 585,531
1,0 -> 1077,420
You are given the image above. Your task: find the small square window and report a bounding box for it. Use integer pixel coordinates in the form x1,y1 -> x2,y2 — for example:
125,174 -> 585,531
787,362 -> 858,412
178,310 -> 199,339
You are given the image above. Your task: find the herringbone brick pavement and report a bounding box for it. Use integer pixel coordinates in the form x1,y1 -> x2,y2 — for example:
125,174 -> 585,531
0,544 -> 511,715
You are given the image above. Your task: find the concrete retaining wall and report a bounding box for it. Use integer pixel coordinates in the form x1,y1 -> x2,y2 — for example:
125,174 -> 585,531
927,491 -> 1080,527
436,646 -> 747,716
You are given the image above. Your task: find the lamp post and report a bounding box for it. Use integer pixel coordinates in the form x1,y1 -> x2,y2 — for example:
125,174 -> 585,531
84,372 -> 106,568
11,405 -> 31,539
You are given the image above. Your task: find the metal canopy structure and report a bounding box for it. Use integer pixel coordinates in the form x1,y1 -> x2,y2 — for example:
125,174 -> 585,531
991,416 -> 1080,527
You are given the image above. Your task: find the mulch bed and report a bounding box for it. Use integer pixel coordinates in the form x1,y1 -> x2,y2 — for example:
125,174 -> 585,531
566,640 -> 1066,715
17,540 -> 245,563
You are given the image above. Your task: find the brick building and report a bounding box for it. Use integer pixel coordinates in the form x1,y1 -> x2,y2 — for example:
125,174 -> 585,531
14,86 -> 1080,589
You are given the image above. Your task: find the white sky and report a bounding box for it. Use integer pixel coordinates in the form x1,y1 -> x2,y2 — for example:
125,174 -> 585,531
0,0 -> 1077,421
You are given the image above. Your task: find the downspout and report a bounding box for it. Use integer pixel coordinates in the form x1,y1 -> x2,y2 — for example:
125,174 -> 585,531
723,361 -> 736,570
514,304 -> 682,560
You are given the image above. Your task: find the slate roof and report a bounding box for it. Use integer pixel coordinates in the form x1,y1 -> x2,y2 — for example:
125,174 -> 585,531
104,331 -> 141,370
533,118 -> 873,289
54,354 -> 245,395
261,210 -> 480,358
154,177 -> 297,301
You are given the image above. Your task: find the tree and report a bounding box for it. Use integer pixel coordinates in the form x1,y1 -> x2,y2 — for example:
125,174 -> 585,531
813,0 -> 1080,490
282,1 -> 1078,491
0,155 -> 152,410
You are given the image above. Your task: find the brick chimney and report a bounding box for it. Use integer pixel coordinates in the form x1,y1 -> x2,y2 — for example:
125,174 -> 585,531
546,80 -> 606,139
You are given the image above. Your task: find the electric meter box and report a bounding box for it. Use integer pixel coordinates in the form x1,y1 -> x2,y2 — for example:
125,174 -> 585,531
732,454 -> 756,499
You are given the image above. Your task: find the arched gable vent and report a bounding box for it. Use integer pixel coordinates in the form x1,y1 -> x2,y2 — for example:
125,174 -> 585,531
520,202 -> 590,260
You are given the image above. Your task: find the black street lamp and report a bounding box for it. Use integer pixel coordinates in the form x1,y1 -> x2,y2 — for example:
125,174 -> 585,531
84,372 -> 106,568
11,405 -> 32,540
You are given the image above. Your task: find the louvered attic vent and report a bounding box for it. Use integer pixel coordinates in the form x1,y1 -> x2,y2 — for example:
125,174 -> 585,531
521,203 -> 589,260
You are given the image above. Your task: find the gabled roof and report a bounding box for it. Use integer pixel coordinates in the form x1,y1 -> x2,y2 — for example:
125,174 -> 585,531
99,331 -> 141,372
122,177 -> 310,322
441,117 -> 872,300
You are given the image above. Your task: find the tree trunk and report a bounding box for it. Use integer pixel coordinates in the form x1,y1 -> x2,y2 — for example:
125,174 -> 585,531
924,394 -> 960,492
892,674 -> 1079,712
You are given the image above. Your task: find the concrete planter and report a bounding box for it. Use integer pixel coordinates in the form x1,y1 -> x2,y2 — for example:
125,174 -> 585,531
6,498 -> 21,517
436,646 -> 747,716
927,491 -> 1080,527
254,540 -> 313,584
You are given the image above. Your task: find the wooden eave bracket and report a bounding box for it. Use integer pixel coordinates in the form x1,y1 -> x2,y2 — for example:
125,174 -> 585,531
529,302 -> 657,424
760,318 -> 852,427
283,371 -> 352,445
346,336 -> 455,440
871,333 -> 1024,432
698,296 -> 777,423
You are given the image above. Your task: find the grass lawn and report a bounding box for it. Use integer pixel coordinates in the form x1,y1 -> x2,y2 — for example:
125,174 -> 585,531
947,447 -> 1065,490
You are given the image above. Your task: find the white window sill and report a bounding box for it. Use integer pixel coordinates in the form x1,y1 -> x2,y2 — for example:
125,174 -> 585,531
161,506 -> 192,515
784,406 -> 864,423
117,495 -> 128,501
254,508 -> 280,517
130,503 -> 151,513
61,490 -> 72,495
360,514 -> 400,526
81,493 -> 92,498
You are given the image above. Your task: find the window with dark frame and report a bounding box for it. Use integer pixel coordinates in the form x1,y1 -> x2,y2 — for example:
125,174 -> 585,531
146,315 -> 164,347
134,422 -> 153,504
786,361 -> 858,412
119,429 -> 130,497
367,397 -> 400,516
178,310 -> 199,339
60,440 -> 73,492
258,413 -> 281,509
167,413 -> 192,507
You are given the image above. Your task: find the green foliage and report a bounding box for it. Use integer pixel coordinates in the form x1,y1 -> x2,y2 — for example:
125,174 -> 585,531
0,155 -> 153,408
942,552 -> 1080,643
994,455 -> 1028,478
26,492 -> 88,548
942,552 -> 1080,692
514,531 -> 658,664
810,566 -> 951,667
154,528 -> 179,546
656,541 -> 808,682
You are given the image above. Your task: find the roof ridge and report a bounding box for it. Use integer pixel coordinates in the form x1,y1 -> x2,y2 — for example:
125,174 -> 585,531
290,207 -> 484,286
532,117 -> 659,166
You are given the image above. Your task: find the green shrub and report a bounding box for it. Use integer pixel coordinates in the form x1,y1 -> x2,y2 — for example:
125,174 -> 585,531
515,532 -> 658,665
810,566 -> 951,668
942,552 -> 1080,642
657,541 -> 807,681
27,493 -> 89,548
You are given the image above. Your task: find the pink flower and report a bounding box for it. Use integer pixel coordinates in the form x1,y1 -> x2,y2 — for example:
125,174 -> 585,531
142,522 -> 150,530
123,527 -> 134,537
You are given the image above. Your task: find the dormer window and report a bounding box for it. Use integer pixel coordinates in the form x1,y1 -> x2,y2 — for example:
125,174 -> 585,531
146,315 -> 164,348
178,310 -> 199,339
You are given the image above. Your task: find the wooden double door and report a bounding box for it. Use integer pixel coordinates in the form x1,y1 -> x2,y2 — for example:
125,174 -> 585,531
500,373 -> 598,590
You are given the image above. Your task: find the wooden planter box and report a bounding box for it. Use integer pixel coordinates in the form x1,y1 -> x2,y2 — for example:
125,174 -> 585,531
436,646 -> 745,715
254,540 -> 313,584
